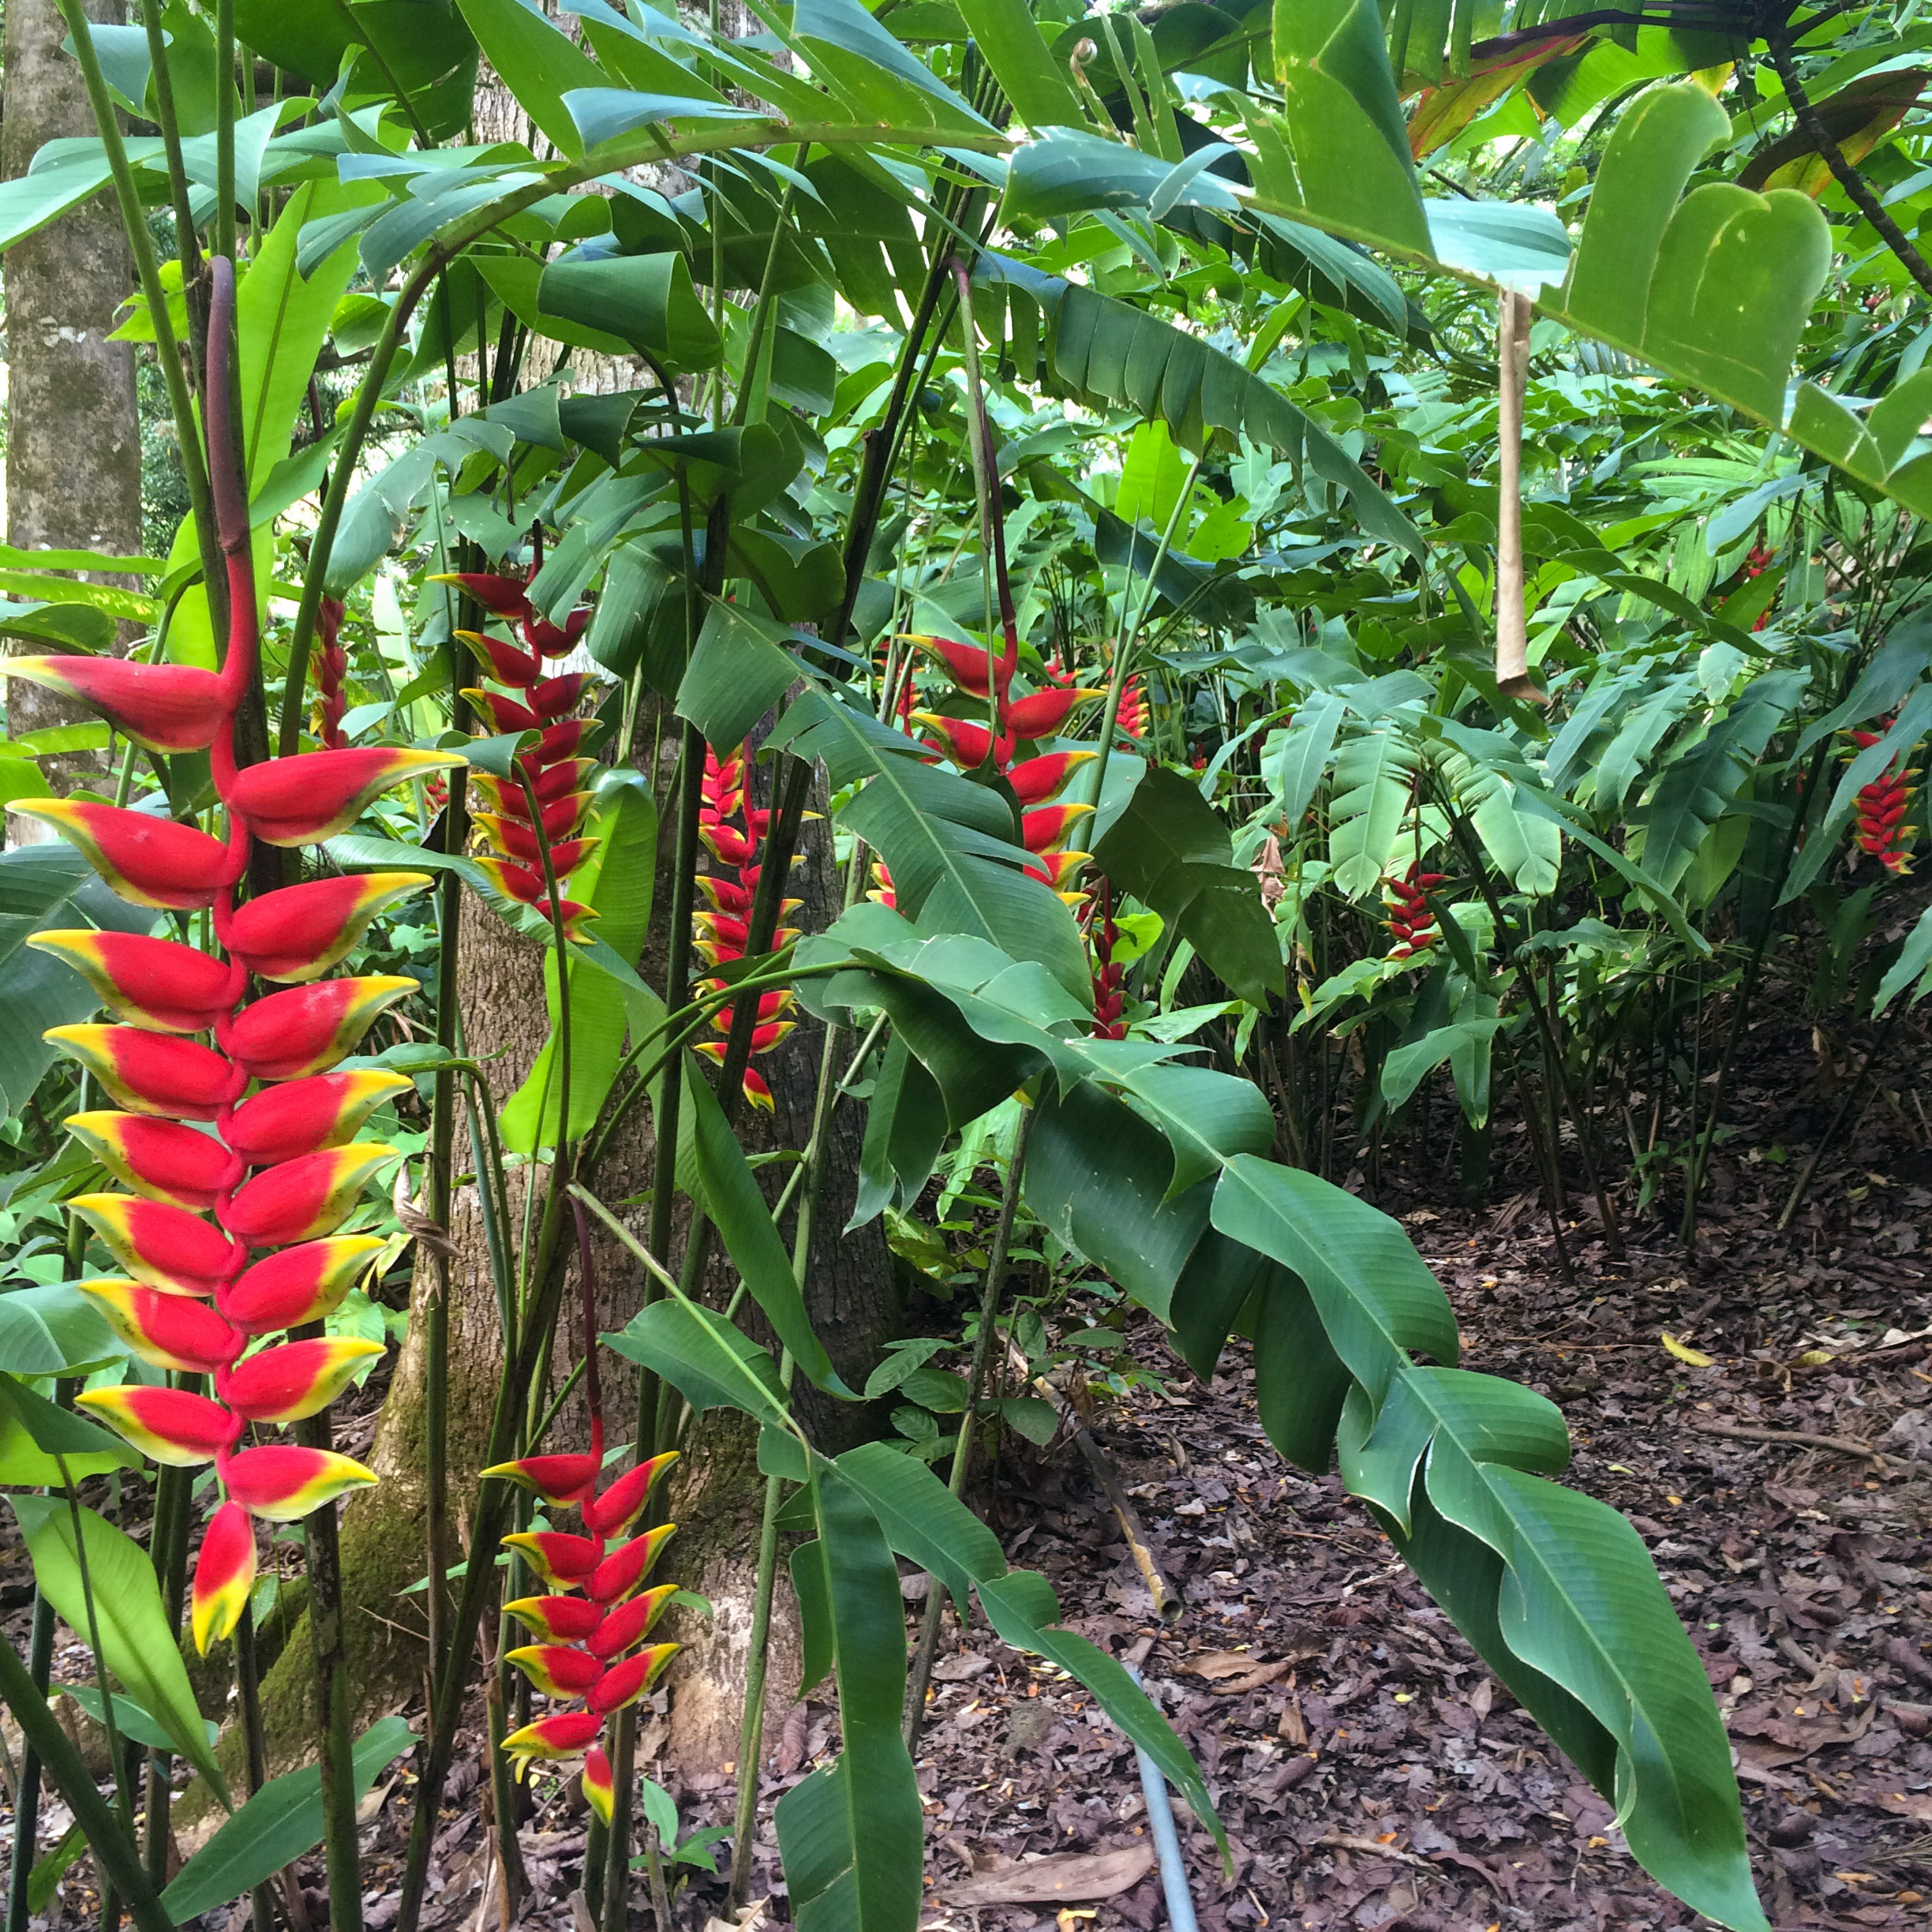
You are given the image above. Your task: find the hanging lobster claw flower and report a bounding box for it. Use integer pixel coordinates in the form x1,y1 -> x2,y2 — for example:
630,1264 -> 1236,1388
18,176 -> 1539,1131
1003,687 -> 1103,740
63,1112 -> 244,1211
503,1530 -> 601,1589
529,718 -> 597,766
582,1747 -> 615,1826
220,873 -> 432,983
474,760 -> 591,817
505,1645 -> 605,1698
462,688 -> 541,736
739,1067 -> 775,1111
503,1595 -> 605,1644
79,1279 -> 238,1373
698,819 -> 753,868
66,1193 -> 241,1297
586,1584 -> 677,1660
216,1337 -> 385,1424
502,1709 -> 602,1777
218,1235 -> 384,1335
1021,850 -> 1091,890
695,873 -> 753,915
47,1026 -> 245,1121
26,931 -> 243,1034
221,1443 -> 378,1521
216,977 -> 418,1082
219,1144 -> 402,1246
482,1453 -> 601,1506
904,632 -> 1015,699
522,606 -> 591,659
587,1643 -> 678,1716
77,1385 -> 237,1464
226,747 -> 467,847
10,801 -> 241,910
191,1501 -> 256,1654
220,1070 -> 412,1166
1006,750 -> 1096,807
457,629 -> 541,688
589,1524 -> 676,1604
909,713 -> 1012,770
531,672 -> 593,719
1021,802 -> 1095,855
426,572 -> 534,620
474,809 -> 592,867
474,854 -> 545,904
582,1451 -> 679,1539
0,657 -> 228,754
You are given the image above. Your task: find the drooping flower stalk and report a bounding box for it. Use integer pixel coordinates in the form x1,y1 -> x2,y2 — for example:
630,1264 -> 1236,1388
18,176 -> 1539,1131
0,257 -> 462,1654
430,560 -> 605,938
1845,721 -> 1919,874
692,742 -> 798,1111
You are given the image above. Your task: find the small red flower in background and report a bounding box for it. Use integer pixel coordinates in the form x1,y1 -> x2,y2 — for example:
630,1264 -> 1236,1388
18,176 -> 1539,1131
1845,722 -> 1920,875
693,743 -> 798,1112
1116,676 -> 1148,740
1383,863 -> 1446,960
1088,886 -> 1128,1041
315,596 -> 349,749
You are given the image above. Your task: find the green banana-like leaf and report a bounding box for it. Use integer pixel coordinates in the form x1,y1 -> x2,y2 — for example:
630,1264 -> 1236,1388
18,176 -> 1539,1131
773,1469 -> 925,1932
10,1497 -> 230,1805
1327,727 -> 1417,898
769,686 -> 1094,1003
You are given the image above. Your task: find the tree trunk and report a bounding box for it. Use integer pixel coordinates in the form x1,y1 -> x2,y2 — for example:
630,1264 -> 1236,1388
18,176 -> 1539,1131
1,0 -> 143,803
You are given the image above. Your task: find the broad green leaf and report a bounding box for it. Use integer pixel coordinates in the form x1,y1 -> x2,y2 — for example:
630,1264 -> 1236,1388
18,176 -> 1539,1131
62,1683 -> 219,1755
604,1295 -> 791,1430
454,0 -> 606,154
953,0 -> 1084,129
773,1470 -> 924,1932
0,1375 -> 132,1485
1327,728 -> 1416,899
676,601 -> 800,751
161,1717 -> 417,1920
10,1496 -> 228,1803
683,1061 -> 845,1394
0,1283 -> 125,1376
537,251 -> 722,370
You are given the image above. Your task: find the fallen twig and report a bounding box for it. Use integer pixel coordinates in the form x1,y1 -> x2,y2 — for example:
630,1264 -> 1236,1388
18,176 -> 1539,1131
1312,1833 -> 1438,1873
1693,1419 -> 1894,1467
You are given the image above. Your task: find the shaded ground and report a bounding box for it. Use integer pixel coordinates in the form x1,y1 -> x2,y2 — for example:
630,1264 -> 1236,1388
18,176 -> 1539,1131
6,979 -> 1932,1928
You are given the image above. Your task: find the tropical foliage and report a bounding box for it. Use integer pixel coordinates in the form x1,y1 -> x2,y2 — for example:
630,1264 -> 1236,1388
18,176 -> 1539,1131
2,0 -> 1930,1926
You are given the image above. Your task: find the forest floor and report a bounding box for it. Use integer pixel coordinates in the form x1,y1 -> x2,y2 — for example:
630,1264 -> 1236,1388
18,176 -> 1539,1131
5,1009 -> 1932,1930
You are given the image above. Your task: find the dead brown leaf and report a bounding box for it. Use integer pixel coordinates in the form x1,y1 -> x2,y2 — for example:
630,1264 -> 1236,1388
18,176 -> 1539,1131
936,1846 -> 1156,1906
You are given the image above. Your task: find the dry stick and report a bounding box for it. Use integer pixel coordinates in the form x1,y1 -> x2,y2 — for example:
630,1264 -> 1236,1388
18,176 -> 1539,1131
903,1107 -> 1038,1751
1014,1354 -> 1184,1622
1493,289 -> 1544,705
1693,1419 -> 1895,1468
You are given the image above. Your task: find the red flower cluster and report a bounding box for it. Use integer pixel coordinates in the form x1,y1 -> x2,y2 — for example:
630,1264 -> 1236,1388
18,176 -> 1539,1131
432,567 -> 599,939
490,1447 -> 680,1821
1847,724 -> 1919,874
1383,863 -> 1445,960
1116,675 -> 1148,740
315,596 -> 349,749
887,630 -> 1100,904
693,743 -> 798,1112
0,263 -> 464,1651
1089,887 -> 1128,1040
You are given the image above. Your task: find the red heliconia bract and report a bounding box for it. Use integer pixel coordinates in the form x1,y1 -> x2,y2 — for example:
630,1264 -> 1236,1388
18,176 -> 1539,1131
11,800 -> 242,910
25,931 -> 243,1032
63,1111 -> 244,1211
28,260 -> 399,1662
216,976 -> 417,1081
220,1071 -> 413,1165
0,656 -> 227,754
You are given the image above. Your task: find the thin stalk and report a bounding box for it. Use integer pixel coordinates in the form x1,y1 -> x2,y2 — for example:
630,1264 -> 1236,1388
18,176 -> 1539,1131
233,1604 -> 278,1932
137,0 -> 207,377
215,0 -> 237,268
55,0 -> 222,609
1778,1009 -> 1902,1231
0,1635 -> 170,1932
904,1104 -> 1035,1748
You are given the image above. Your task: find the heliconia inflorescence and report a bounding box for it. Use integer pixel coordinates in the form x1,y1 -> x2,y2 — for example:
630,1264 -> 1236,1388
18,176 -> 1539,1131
1383,862 -> 1446,960
2,259 -> 466,1653
1844,721 -> 1920,876
692,743 -> 799,1111
428,557 -> 602,941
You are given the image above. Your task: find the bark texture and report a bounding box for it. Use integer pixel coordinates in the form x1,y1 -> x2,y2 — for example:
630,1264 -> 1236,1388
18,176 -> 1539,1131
0,0 -> 142,802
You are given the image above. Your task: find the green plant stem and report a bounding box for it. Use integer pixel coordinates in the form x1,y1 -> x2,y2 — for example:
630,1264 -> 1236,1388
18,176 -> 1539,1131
137,0 -> 207,375
726,1013 -> 847,1907
904,1103 -> 1034,1749
0,1637 -> 170,1932
215,0 -> 238,266
55,0 -> 223,612
233,1604 -> 278,1932
1777,1006 -> 1902,1231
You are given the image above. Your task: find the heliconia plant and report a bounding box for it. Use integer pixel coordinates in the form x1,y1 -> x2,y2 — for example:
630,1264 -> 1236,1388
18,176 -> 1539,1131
1845,721 -> 1919,874
693,742 -> 799,1110
1,259 -> 463,1652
